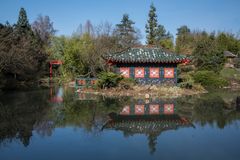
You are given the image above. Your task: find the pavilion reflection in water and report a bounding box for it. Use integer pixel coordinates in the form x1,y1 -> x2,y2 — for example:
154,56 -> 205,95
103,99 -> 194,154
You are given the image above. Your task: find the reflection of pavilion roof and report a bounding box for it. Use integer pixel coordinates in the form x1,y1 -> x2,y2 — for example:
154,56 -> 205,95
103,112 -> 193,134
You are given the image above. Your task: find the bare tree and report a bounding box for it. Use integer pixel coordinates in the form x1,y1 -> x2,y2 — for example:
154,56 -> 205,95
84,20 -> 94,36
72,24 -> 83,37
72,20 -> 95,38
32,15 -> 56,44
95,21 -> 113,37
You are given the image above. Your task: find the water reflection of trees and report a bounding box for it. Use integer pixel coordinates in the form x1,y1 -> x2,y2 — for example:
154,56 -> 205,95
0,90 -> 51,147
105,91 -> 240,154
1,87 -> 240,149
193,95 -> 226,128
58,91 -> 129,134
0,87 -> 130,147
176,91 -> 240,128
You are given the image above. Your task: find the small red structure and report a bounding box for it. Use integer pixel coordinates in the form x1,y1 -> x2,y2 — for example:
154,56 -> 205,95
49,60 -> 63,80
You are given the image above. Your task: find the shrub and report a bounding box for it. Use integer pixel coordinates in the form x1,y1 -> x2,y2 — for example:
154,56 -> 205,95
193,70 -> 228,88
192,38 -> 225,72
178,72 -> 194,82
118,78 -> 136,89
192,83 -> 206,91
178,72 -> 194,89
179,81 -> 193,89
97,72 -> 123,89
179,64 -> 196,73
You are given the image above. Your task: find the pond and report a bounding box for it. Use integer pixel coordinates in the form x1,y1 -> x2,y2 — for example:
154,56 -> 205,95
0,87 -> 240,160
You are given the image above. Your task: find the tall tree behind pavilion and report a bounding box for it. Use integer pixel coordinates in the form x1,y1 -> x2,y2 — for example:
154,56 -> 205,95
114,14 -> 141,49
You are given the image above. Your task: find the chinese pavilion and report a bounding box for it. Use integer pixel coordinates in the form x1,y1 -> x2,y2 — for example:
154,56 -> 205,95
104,46 -> 190,85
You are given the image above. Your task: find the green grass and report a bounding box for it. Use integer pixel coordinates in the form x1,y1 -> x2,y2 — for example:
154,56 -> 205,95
220,68 -> 240,81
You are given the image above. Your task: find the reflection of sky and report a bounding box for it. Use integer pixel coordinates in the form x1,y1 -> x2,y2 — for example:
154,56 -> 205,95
1,122 -> 240,160
57,87 -> 63,98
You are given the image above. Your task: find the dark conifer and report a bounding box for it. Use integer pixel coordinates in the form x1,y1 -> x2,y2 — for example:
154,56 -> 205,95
145,3 -> 158,45
115,14 -> 140,48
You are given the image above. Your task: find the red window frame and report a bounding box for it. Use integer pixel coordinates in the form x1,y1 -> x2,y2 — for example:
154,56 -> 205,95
164,68 -> 174,78
120,67 -> 130,78
120,106 -> 130,115
149,104 -> 160,115
149,67 -> 160,78
91,80 -> 96,85
134,67 -> 145,78
78,80 -> 86,85
135,105 -> 145,115
164,104 -> 174,114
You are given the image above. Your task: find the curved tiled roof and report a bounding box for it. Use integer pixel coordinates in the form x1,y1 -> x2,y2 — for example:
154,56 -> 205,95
224,51 -> 237,58
104,47 -> 190,64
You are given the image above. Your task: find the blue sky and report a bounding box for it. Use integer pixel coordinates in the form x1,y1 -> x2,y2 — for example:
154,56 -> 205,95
0,0 -> 240,43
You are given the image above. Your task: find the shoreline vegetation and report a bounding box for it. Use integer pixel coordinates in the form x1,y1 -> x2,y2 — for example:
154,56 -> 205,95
73,67 -> 240,99
74,71 -> 208,98
77,82 -> 240,99
78,85 -> 207,99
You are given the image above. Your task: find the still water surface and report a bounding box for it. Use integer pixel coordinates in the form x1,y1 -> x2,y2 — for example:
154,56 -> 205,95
0,87 -> 240,160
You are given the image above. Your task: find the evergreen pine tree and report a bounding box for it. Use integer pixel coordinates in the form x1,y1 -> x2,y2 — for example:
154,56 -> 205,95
115,14 -> 140,48
16,8 -> 30,30
156,24 -> 174,50
145,3 -> 158,45
155,25 -> 167,41
176,25 -> 190,36
175,25 -> 191,53
8,8 -> 47,81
